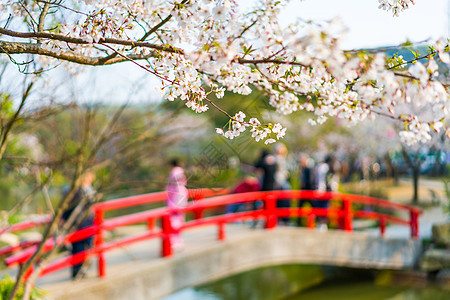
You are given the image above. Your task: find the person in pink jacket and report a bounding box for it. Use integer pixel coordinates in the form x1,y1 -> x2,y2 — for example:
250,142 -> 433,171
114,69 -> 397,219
166,159 -> 188,249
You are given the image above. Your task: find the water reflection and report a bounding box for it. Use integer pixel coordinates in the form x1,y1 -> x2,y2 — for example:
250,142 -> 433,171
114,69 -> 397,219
284,279 -> 449,300
163,265 -> 449,300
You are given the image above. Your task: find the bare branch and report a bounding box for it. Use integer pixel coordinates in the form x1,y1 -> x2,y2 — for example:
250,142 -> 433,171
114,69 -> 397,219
237,57 -> 309,67
35,0 -> 90,17
0,27 -> 184,54
0,40 -> 158,66
38,2 -> 51,33
87,104 -> 127,162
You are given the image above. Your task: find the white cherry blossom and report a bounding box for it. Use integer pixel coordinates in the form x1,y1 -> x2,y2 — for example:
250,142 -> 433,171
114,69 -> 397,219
0,0 -> 447,146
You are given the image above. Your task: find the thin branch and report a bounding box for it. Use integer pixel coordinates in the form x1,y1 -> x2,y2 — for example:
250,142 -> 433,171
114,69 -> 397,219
237,57 -> 309,68
87,104 -> 127,162
203,97 -> 234,119
36,171 -> 55,215
6,184 -> 43,219
387,51 -> 436,70
17,0 -> 38,31
0,81 -> 34,160
138,0 -> 189,43
101,44 -> 175,83
7,182 -> 79,300
234,18 -> 258,40
38,2 -> 51,33
35,0 -> 90,17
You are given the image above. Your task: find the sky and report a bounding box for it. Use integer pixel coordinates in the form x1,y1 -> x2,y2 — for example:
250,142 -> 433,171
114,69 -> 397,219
281,0 -> 448,49
24,0 -> 450,105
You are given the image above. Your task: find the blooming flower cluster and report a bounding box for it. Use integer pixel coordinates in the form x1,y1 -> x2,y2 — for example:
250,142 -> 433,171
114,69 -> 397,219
216,112 -> 287,144
378,0 -> 415,16
1,0 -> 448,146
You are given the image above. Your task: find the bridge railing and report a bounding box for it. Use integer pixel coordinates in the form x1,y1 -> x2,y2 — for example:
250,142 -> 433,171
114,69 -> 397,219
0,188 -> 227,259
2,190 -> 422,280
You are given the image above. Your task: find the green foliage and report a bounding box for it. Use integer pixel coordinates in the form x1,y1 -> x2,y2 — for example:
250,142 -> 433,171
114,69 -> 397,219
0,172 -> 21,211
400,40 -> 413,47
0,93 -> 14,119
242,45 -> 255,57
2,136 -> 30,158
339,181 -> 388,200
442,178 -> 450,217
0,275 -> 46,300
387,52 -> 406,69
7,214 -> 21,225
409,49 -> 420,61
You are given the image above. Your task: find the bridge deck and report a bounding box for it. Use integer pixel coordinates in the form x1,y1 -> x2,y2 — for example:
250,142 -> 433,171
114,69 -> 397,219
38,224 -> 422,300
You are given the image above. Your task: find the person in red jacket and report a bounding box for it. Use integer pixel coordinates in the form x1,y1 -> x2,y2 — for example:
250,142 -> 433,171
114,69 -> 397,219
227,177 -> 261,214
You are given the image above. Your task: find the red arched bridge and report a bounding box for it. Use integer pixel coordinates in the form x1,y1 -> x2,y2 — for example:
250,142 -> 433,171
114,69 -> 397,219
0,189 -> 423,299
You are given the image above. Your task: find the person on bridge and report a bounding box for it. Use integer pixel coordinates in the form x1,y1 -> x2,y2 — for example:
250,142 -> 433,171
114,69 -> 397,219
166,159 -> 188,250
315,154 -> 340,231
274,143 -> 291,225
254,149 -> 277,192
227,177 -> 261,214
297,154 -> 316,226
61,172 -> 97,279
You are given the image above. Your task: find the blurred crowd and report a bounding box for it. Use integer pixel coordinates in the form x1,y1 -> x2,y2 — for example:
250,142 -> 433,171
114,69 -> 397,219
227,143 -> 345,229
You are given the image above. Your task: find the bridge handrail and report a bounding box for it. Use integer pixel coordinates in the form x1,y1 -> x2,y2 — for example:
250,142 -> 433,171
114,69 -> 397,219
1,189 -> 228,265
4,190 -> 422,280
0,215 -> 53,235
92,188 -> 228,212
0,188 -> 228,259
181,190 -> 422,214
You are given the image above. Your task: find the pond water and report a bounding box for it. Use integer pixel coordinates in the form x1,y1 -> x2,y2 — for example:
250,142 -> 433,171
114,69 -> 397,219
163,265 -> 449,300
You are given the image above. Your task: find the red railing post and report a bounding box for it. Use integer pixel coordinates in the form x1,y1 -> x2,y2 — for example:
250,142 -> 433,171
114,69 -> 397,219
147,218 -> 155,231
93,209 -> 106,278
343,198 -> 353,232
194,208 -> 204,220
307,214 -> 315,229
379,215 -> 386,237
410,210 -> 419,238
218,222 -> 226,241
161,214 -> 173,257
23,265 -> 34,282
265,195 -> 277,229
193,194 -> 204,220
194,194 -> 204,201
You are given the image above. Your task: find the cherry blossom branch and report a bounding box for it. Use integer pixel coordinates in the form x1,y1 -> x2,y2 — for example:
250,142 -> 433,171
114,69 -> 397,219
101,44 -> 175,83
139,0 -> 188,42
237,57 -> 309,67
35,0 -> 90,17
2,27 -> 446,88
253,64 -> 424,126
203,97 -> 234,119
102,45 -> 266,130
0,40 -> 157,65
234,18 -> 259,40
387,51 -> 436,70
0,27 -> 184,54
392,70 -> 450,87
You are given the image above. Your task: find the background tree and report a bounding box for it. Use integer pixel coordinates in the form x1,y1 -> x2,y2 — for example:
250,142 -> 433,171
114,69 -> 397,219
2,99 -> 209,299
